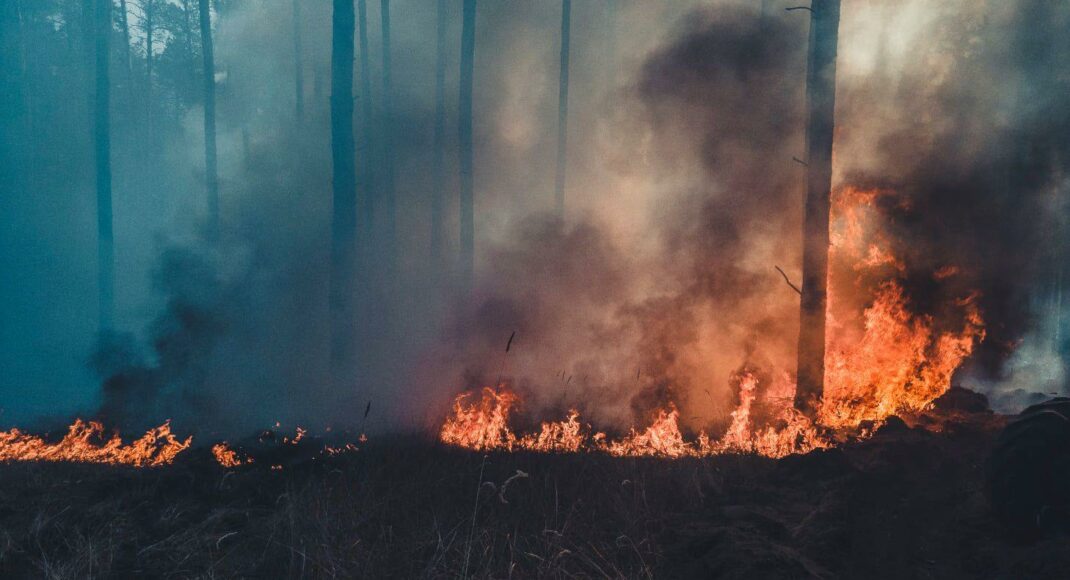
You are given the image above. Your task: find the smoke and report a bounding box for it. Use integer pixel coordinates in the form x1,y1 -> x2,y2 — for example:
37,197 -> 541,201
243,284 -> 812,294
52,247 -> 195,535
7,0 -> 1070,434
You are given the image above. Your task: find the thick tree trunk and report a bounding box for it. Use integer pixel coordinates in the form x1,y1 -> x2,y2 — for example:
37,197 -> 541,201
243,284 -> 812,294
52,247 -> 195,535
293,0 -> 303,120
554,0 -> 571,218
380,0 -> 396,263
93,0 -> 114,332
330,0 -> 358,377
431,0 -> 447,261
794,0 -> 841,416
357,0 -> 374,227
459,0 -> 476,287
199,0 -> 219,237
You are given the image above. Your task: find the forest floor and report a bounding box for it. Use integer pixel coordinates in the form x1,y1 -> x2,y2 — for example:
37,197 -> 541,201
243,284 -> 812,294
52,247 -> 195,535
0,395 -> 1067,579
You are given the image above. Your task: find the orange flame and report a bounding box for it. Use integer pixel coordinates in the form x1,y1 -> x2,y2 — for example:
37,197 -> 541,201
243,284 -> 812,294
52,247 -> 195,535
212,442 -> 253,468
0,420 -> 191,467
438,187 -> 986,459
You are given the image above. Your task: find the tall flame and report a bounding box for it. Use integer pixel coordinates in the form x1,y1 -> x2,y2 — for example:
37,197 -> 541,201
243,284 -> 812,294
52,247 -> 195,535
439,187 -> 986,459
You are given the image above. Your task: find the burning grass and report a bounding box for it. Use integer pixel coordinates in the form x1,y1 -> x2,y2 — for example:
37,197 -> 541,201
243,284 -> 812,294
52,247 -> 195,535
439,188 -> 987,459
0,410 -> 1062,579
0,420 -> 191,467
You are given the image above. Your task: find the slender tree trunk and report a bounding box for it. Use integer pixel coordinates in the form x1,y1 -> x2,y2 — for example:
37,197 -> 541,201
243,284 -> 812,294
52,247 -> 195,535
431,0 -> 447,261
199,0 -> 219,238
554,0 -> 571,218
293,0 -> 303,120
144,0 -> 155,146
94,0 -> 114,332
380,0 -> 396,262
459,0 -> 476,286
794,0 -> 841,416
330,0 -> 358,377
117,0 -> 132,87
357,0 -> 374,226
180,0 -> 196,92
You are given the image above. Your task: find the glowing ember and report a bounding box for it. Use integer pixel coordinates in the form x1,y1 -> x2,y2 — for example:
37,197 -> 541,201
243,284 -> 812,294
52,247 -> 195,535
212,442 -> 253,468
0,420 -> 191,467
438,187 -> 986,459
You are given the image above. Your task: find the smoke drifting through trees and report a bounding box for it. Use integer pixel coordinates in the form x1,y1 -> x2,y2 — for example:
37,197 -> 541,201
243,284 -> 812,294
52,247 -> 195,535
1,0 -> 1069,435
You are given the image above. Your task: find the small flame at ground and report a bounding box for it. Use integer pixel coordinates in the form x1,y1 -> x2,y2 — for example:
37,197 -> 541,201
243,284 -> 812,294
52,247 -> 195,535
0,420 -> 191,467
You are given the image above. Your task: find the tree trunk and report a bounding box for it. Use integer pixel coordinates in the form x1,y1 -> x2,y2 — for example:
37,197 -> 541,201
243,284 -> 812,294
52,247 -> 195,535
380,0 -> 396,263
144,0 -> 155,146
357,0 -> 374,227
199,0 -> 219,238
459,0 -> 476,287
554,0 -> 571,218
293,0 -> 303,120
117,0 -> 133,87
330,0 -> 358,377
794,0 -> 841,416
93,0 -> 114,332
180,0 -> 196,93
431,0 -> 447,261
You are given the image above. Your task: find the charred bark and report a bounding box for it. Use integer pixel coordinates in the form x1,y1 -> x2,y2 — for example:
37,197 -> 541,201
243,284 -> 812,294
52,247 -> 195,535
795,0 -> 841,416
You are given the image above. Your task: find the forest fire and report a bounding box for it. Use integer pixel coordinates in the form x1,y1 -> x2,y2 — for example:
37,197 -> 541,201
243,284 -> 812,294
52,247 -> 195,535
0,420 -> 191,467
439,188 -> 988,458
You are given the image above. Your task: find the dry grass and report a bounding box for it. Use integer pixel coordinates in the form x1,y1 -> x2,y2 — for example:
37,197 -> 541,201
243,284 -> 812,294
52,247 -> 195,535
1,423 -> 1069,579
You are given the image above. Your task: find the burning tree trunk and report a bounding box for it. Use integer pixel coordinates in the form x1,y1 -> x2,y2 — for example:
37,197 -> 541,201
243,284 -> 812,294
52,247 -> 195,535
293,0 -> 303,121
554,0 -> 571,218
93,0 -> 114,332
431,0 -> 448,262
330,0 -> 358,376
794,0 -> 841,416
199,0 -> 219,238
357,0 -> 373,228
459,0 -> 476,287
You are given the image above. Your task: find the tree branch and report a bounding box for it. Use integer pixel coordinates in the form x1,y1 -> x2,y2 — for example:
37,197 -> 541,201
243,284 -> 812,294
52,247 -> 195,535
775,266 -> 803,296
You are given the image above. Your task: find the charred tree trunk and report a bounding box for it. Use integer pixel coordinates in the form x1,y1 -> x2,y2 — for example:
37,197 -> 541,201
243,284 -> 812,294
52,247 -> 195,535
330,0 -> 358,378
199,0 -> 219,238
794,0 -> 841,416
293,0 -> 304,120
380,0 -> 396,265
554,0 -> 571,218
431,0 -> 447,261
459,0 -> 476,287
93,0 -> 114,332
357,0 -> 373,227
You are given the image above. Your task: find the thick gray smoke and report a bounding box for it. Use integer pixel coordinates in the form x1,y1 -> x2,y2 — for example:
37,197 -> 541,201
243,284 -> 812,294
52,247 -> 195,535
3,0 -> 1069,436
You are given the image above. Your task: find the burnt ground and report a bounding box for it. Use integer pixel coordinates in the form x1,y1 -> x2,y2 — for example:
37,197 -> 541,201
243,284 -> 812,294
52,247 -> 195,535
0,404 -> 1067,578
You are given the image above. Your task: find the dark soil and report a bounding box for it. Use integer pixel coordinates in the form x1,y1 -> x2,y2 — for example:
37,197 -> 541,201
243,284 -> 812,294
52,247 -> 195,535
0,409 -> 1066,579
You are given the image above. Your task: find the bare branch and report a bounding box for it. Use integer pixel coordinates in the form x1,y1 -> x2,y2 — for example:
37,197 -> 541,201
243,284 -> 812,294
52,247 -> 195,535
792,156 -> 809,167
775,266 -> 803,296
